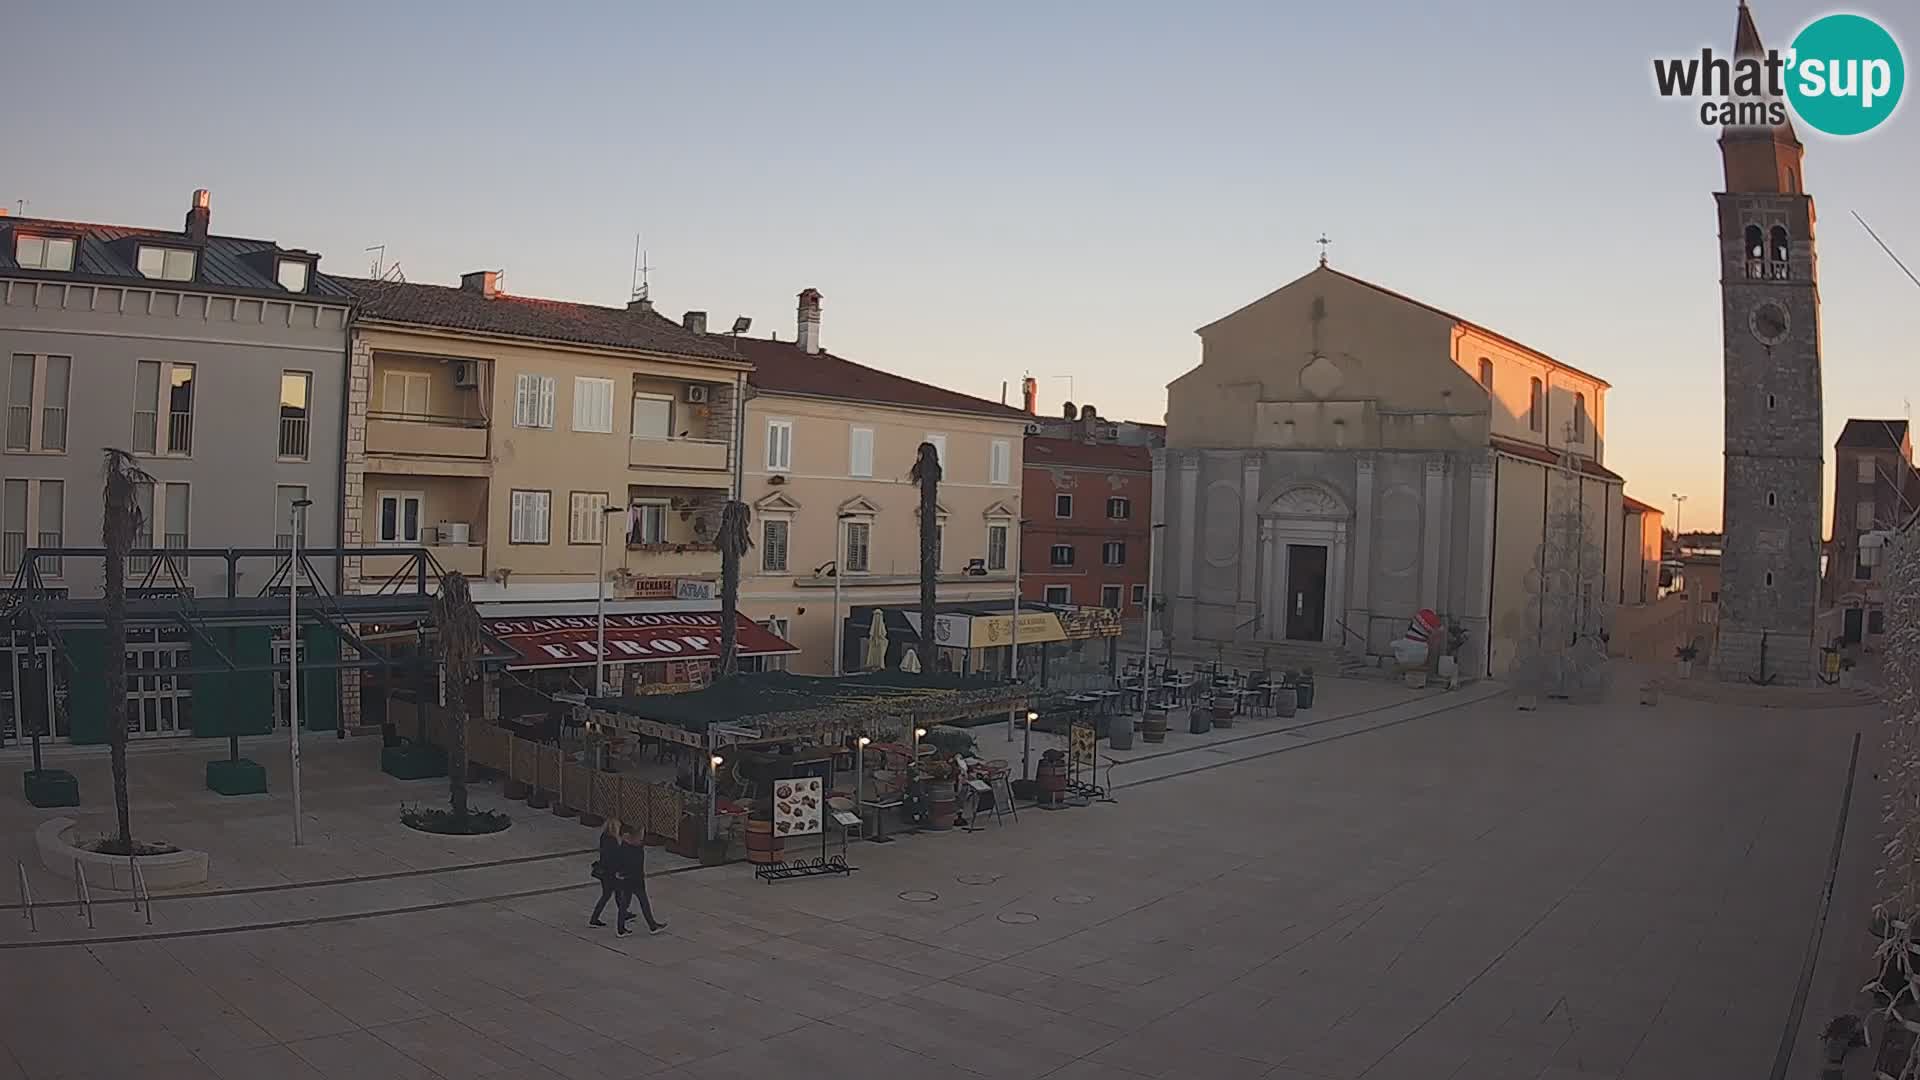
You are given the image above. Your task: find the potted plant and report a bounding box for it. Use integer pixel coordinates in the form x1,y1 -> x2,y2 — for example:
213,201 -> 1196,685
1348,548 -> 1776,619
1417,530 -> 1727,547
1295,667 -> 1315,710
1437,621 -> 1467,680
1675,641 -> 1699,678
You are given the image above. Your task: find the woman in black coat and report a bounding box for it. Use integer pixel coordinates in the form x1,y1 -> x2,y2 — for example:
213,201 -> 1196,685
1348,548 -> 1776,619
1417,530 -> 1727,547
613,823 -> 665,937
588,819 -> 621,928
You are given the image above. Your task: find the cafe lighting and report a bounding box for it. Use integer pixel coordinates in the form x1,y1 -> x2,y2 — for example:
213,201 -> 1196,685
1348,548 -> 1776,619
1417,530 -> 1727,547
914,728 -> 928,738
710,755 -> 724,769
1026,711 -> 1038,723
857,736 -> 871,747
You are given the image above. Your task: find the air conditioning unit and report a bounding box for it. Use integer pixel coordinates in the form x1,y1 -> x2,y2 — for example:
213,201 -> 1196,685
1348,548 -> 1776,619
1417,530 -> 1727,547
1024,423 -> 1041,435
684,385 -> 710,404
438,521 -> 471,545
451,360 -> 480,388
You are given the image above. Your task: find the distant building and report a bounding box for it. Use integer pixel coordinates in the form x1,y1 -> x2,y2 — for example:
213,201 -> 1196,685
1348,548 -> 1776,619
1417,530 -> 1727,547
1620,495 -> 1665,606
1021,436 -> 1152,616
1821,418 -> 1920,647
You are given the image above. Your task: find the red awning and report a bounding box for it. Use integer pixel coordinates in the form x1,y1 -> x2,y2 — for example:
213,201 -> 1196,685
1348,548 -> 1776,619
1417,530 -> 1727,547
483,612 -> 798,670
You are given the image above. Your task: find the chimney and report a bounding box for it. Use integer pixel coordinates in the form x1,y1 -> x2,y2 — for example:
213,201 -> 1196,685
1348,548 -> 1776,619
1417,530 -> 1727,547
682,310 -> 707,334
184,189 -> 211,242
627,296 -> 654,313
1062,400 -> 1077,420
460,270 -> 503,299
797,288 -> 823,354
1022,376 -> 1038,415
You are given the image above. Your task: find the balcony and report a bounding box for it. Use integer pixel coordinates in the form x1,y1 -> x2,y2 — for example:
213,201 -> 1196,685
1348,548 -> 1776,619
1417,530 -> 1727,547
621,543 -> 721,579
366,413 -> 489,465
361,543 -> 486,583
628,436 -> 729,475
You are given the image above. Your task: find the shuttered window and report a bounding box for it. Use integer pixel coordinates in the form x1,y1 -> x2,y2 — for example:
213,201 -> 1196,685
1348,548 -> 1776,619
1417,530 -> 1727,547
990,439 -> 1011,485
572,377 -> 614,433
762,519 -> 790,572
514,374 -> 555,428
509,490 -> 551,543
568,491 -> 609,543
849,427 -> 874,477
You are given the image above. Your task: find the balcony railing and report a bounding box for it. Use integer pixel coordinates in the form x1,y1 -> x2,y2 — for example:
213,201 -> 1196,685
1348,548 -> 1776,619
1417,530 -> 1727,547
2,531 -> 23,574
5,406 -> 28,450
279,414 -> 310,459
167,411 -> 193,454
35,532 -> 61,577
40,406 -> 66,451
1745,259 -> 1790,281
366,412 -> 489,459
627,435 -> 730,473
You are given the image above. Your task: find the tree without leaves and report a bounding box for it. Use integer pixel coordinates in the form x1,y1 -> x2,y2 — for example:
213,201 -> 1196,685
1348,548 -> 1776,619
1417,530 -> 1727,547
909,442 -> 942,676
101,448 -> 154,853
716,502 -> 753,679
432,572 -> 482,818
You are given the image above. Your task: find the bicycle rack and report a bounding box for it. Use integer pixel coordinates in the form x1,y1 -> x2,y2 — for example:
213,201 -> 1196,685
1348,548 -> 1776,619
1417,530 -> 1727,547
16,861 -> 33,933
130,856 -> 153,926
72,858 -> 93,929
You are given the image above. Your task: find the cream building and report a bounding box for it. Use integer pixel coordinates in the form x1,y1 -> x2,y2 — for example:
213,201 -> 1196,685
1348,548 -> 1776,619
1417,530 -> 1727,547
734,290 -> 1032,673
1159,262 -> 1625,678
341,271 -> 752,605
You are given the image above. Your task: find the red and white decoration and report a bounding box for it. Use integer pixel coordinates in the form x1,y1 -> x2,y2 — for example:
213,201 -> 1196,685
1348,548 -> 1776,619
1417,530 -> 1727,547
484,612 -> 798,669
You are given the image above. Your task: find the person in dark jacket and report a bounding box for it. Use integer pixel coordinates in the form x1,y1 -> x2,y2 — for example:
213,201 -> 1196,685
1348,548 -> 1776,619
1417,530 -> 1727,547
588,818 -> 621,928
613,823 -> 665,937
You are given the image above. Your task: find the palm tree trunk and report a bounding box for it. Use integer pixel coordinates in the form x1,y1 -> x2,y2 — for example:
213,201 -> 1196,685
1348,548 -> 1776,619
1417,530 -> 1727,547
433,572 -> 481,819
717,502 -> 751,678
101,448 -> 151,852
911,443 -> 942,675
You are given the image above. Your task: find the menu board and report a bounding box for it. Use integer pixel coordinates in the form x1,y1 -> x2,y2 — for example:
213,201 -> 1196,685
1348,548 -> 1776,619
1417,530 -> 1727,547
1070,722 -> 1097,768
772,776 -> 823,837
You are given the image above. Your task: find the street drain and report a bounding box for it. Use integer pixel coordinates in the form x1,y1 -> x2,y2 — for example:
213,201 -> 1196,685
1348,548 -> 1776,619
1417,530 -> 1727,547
898,890 -> 939,903
1053,894 -> 1092,905
997,911 -> 1039,925
956,873 -> 1002,886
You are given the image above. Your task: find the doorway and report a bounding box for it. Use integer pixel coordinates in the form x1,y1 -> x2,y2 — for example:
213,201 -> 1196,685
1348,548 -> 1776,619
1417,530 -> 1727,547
1843,607 -> 1864,645
1285,544 -> 1328,642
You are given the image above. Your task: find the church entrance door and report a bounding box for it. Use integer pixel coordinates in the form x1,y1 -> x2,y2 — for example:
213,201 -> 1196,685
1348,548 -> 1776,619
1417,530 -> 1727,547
1284,544 -> 1328,642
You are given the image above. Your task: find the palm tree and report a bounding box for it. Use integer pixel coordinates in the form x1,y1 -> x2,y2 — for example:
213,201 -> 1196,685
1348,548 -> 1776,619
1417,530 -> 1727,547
909,442 -> 942,675
716,501 -> 752,678
432,572 -> 482,819
101,448 -> 153,853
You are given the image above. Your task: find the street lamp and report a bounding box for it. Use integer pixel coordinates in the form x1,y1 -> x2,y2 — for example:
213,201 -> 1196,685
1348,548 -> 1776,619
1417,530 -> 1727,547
287,497 -> 313,847
1020,709 -> 1039,780
1142,522 -> 1167,712
1007,516 -> 1028,744
1671,493 -> 1687,546
594,504 -> 626,698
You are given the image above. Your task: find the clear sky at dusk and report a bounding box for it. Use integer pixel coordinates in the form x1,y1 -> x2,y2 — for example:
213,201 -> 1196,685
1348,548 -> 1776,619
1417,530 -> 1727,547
5,0 -> 1915,532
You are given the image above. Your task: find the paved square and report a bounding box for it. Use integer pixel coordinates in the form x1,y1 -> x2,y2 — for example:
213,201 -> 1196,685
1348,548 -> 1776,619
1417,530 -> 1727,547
0,676 -> 1882,1079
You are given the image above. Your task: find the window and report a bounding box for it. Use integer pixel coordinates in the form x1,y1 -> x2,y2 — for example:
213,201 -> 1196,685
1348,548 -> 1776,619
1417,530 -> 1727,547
986,522 -> 1009,571
572,377 -> 614,433
1055,494 -> 1072,518
135,245 -> 196,282
133,482 -> 156,560
161,483 -> 188,549
843,521 -> 871,573
1709,591 -> 1720,603
1528,377 -> 1544,433
166,364 -> 195,454
766,420 -> 793,472
276,258 -> 310,293
381,371 -> 430,417
1856,554 -> 1873,581
1765,491 -> 1775,508
1107,497 -> 1131,520
1871,610 -> 1887,635
36,481 -> 63,574
1857,500 -> 1877,531
1044,585 -> 1071,605
1,480 -> 24,574
849,427 -> 874,477
1745,224 -> 1765,259
568,492 -> 611,544
990,439 -> 1011,485
626,501 -> 666,546
762,519 -> 790,572
509,490 -> 551,544
1102,541 -> 1126,566
1767,394 -> 1776,411
630,393 -> 673,439
40,356 -> 67,451
279,371 -> 311,459
6,355 -> 31,451
1101,585 -> 1124,610
132,360 -> 160,453
1859,458 -> 1878,484
273,485 -> 305,549
1770,225 -> 1790,263
1050,544 -> 1075,566
1764,571 -> 1774,588
513,373 -> 555,428
14,235 -> 75,272
1478,357 -> 1494,389
1132,584 -> 1146,604
1573,393 -> 1586,439
924,433 -> 947,468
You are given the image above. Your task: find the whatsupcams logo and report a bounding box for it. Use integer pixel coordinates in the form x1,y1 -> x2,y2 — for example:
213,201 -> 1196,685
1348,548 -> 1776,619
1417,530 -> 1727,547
1653,13 -> 1905,136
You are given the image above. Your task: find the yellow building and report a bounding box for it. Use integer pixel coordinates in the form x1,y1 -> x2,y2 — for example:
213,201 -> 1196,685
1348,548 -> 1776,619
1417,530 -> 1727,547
733,290 -> 1033,673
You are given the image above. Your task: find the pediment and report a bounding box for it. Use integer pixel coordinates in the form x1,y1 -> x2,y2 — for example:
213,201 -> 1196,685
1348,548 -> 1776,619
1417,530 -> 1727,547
753,491 -> 802,514
981,500 -> 1017,520
838,494 -> 883,516
1264,483 -> 1350,520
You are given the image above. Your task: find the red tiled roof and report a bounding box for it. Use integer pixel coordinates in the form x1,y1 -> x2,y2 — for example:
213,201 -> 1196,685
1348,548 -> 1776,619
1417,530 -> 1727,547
731,335 -> 1029,420
1490,435 -> 1624,482
1622,494 -> 1662,515
1023,436 -> 1152,471
344,278 -> 746,361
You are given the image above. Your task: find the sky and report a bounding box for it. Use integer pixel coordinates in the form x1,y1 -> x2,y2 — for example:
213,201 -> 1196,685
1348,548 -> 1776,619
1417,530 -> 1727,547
5,0 -> 1916,533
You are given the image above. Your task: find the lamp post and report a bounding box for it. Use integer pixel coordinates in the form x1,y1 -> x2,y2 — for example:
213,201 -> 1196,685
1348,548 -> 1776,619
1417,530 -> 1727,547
1007,517 -> 1027,743
1142,522 -> 1166,711
855,734 -> 870,819
288,497 -> 313,847
1021,708 -> 1039,780
1670,493 -> 1687,548
594,504 -> 625,697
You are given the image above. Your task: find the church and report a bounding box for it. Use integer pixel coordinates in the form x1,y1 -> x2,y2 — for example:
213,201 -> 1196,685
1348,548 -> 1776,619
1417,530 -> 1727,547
1154,260 -> 1629,679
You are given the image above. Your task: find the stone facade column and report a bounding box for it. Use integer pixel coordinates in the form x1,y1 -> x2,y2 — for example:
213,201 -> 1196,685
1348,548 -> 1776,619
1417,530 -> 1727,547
1348,454 -> 1375,650
1175,455 -> 1199,600
1420,458 -> 1445,612
1466,459 -> 1496,677
1237,454 -> 1261,626
341,333 -> 372,592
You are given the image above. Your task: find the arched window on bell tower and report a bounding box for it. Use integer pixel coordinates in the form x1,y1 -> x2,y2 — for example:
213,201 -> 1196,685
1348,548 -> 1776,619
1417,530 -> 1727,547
1769,226 -> 1790,279
1745,224 -> 1765,259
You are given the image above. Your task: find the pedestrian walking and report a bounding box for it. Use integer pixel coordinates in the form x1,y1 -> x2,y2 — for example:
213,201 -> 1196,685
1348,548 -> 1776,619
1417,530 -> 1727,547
588,818 -> 620,928
613,822 -> 665,937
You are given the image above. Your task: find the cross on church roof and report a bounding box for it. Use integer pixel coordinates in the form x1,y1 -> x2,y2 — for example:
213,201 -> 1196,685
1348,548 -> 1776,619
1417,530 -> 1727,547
1317,233 -> 1331,266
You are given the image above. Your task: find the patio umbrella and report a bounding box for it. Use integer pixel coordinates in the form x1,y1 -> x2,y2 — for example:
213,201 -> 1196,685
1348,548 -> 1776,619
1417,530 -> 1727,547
864,610 -> 890,671
900,647 -> 921,673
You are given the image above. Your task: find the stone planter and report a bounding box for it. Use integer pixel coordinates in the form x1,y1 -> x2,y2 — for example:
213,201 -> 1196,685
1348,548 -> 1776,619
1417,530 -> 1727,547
36,817 -> 209,891
23,769 -> 80,808
205,759 -> 268,796
1188,708 -> 1212,735
1107,715 -> 1134,751
1640,685 -> 1660,706
1437,655 -> 1458,680
380,744 -> 447,781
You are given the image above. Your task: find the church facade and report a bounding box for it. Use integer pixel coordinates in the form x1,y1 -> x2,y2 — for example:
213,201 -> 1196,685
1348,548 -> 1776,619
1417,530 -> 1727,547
1156,264 -> 1626,679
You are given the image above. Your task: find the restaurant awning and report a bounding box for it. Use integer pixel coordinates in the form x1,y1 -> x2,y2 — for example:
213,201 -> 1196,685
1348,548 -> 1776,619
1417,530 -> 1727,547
484,612 -> 799,670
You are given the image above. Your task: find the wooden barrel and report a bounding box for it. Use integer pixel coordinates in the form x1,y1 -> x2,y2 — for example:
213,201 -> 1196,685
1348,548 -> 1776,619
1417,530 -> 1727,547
928,787 -> 958,829
1035,760 -> 1068,806
1211,699 -> 1236,727
745,817 -> 784,865
1140,711 -> 1168,744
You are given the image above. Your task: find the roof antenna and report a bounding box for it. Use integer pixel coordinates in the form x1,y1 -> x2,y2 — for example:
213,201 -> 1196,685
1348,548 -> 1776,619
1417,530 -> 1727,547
630,233 -> 654,304
365,244 -> 386,278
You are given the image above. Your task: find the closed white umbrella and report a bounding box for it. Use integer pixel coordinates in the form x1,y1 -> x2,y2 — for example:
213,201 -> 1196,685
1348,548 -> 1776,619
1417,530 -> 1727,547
864,610 -> 890,671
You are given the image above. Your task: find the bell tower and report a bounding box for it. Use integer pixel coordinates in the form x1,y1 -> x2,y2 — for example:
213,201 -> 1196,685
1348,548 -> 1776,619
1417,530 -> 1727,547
1711,3 -> 1824,685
